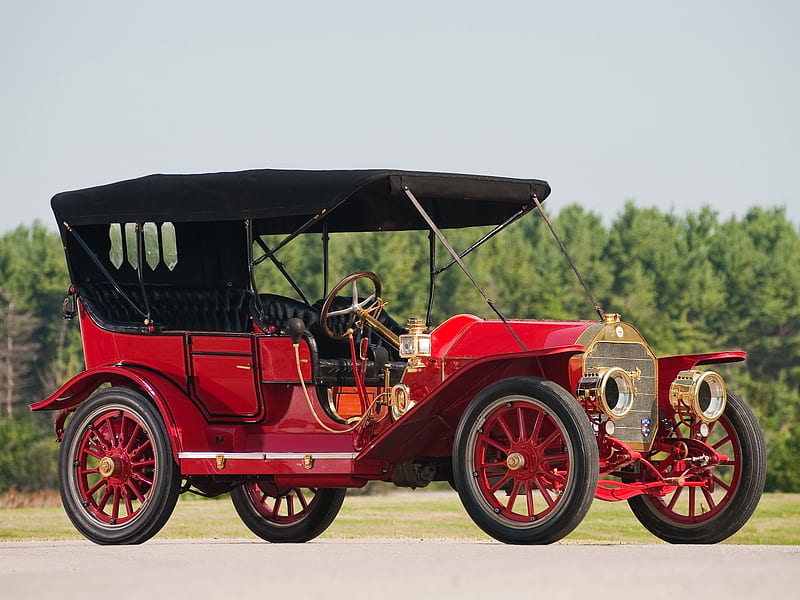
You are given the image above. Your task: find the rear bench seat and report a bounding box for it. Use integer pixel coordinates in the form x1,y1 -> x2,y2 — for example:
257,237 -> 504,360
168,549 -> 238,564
78,283 -> 406,385
77,282 -> 253,332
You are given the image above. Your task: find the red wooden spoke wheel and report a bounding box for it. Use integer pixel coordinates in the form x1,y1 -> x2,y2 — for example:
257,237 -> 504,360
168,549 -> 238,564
231,480 -> 346,543
453,377 -> 598,545
59,388 -> 180,545
628,392 -> 766,543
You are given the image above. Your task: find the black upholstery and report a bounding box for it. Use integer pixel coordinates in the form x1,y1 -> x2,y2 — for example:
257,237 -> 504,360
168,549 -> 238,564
80,282 -> 408,384
254,294 -> 406,358
253,293 -> 407,385
78,282 -> 253,332
253,293 -> 321,334
317,357 -> 406,386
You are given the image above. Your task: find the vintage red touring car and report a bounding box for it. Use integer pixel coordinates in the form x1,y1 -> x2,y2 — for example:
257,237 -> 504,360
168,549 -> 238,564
33,169 -> 766,545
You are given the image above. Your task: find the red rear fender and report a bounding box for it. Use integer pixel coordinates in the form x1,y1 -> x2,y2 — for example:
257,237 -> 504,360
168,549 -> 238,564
30,366 -> 206,460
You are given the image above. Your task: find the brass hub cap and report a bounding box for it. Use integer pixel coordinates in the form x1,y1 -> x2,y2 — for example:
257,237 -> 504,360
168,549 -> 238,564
506,452 -> 526,471
98,456 -> 122,478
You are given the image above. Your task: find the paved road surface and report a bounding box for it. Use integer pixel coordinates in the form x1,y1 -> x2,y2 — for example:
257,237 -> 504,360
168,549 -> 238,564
2,539 -> 797,599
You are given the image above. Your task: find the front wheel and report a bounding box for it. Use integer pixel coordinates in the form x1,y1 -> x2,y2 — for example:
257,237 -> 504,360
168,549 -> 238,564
231,480 -> 346,542
453,377 -> 599,545
628,392 -> 766,543
58,387 -> 180,545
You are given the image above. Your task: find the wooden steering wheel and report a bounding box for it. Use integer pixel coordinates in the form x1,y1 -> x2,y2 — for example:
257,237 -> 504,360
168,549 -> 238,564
319,272 -> 383,340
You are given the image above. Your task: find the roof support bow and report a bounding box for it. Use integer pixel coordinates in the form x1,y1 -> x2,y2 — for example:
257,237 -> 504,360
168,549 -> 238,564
402,185 -> 528,352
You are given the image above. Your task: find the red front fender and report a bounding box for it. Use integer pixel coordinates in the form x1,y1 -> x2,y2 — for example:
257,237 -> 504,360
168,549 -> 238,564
30,365 -> 206,461
358,345 -> 585,464
657,351 -> 746,405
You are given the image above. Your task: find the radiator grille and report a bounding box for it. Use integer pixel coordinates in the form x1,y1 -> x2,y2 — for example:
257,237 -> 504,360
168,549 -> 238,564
584,341 -> 658,450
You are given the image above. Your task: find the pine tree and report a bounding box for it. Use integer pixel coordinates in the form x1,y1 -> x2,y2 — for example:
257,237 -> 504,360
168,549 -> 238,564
0,292 -> 42,418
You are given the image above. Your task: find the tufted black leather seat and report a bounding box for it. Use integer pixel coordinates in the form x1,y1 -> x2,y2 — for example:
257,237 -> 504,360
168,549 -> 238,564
254,293 -> 406,385
78,282 -> 406,385
253,293 -> 321,334
78,282 -> 253,332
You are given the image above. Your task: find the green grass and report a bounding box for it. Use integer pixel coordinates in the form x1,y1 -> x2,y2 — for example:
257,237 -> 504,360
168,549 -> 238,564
1,490 -> 798,544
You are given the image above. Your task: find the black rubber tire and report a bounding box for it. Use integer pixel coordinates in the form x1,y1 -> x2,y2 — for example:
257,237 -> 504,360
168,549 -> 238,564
453,377 -> 599,545
231,482 -> 346,543
628,392 -> 766,544
58,387 -> 180,545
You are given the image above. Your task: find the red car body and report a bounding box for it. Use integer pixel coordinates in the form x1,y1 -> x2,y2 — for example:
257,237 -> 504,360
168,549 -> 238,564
32,169 -> 766,545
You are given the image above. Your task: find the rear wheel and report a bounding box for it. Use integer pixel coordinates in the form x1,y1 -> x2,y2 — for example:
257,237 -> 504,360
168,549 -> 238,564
231,480 -> 346,542
628,392 -> 766,543
58,387 -> 180,545
453,377 -> 599,544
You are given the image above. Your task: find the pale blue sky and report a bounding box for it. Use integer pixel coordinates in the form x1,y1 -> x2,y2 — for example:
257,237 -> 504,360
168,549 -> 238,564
1,1 -> 797,233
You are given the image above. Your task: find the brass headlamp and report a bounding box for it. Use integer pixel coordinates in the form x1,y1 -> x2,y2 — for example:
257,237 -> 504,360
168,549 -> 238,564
669,369 -> 727,422
577,366 -> 636,419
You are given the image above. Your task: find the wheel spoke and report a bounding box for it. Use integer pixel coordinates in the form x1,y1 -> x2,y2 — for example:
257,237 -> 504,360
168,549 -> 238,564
541,452 -> 569,466
132,470 -> 154,486
124,493 -> 135,517
480,434 -> 511,454
516,406 -> 527,442
93,430 -> 111,453
242,483 -> 328,527
688,487 -> 697,517
111,486 -> 121,521
97,486 -> 113,512
506,481 -> 521,512
712,474 -> 731,492
713,434 -> 732,450
124,423 -> 142,453
488,472 -> 512,494
127,480 -> 146,503
528,409 -> 543,445
496,414 -> 515,443
116,416 -> 132,449
129,437 -> 153,459
103,416 -> 120,448
538,468 -> 567,488
83,445 -> 105,460
525,481 -> 536,516
701,486 -> 717,512
666,486 -> 683,511
534,474 -> 557,508
538,429 -> 563,452
132,458 -> 155,469
296,489 -> 310,510
86,477 -> 107,498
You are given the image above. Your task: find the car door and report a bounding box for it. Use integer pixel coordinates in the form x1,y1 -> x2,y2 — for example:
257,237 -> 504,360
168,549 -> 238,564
188,333 -> 263,420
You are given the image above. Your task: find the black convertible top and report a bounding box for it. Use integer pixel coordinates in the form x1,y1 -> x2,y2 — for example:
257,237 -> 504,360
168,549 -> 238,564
52,169 -> 550,234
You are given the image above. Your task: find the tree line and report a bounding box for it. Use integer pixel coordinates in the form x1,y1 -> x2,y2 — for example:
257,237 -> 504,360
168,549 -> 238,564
2,202 -> 799,493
